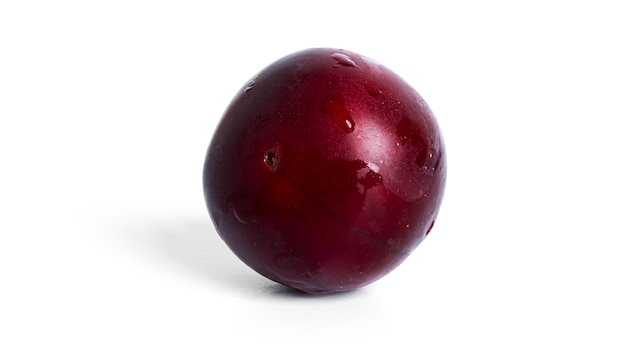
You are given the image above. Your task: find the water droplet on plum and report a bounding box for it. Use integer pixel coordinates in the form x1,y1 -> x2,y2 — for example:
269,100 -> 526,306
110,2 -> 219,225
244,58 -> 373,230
243,74 -> 259,93
331,53 -> 357,68
321,93 -> 355,133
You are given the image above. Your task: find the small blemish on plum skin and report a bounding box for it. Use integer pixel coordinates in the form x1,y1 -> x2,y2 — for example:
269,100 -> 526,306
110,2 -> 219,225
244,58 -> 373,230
264,149 -> 280,170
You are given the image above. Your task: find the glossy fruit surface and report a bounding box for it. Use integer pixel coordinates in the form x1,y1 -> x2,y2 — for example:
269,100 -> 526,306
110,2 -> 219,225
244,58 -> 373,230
203,48 -> 446,294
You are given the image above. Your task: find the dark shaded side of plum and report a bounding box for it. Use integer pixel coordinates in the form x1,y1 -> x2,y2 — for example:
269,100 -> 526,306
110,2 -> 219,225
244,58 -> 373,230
203,48 -> 446,294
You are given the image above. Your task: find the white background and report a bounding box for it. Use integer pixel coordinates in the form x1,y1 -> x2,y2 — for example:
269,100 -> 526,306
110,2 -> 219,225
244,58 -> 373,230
1,1 -> 625,350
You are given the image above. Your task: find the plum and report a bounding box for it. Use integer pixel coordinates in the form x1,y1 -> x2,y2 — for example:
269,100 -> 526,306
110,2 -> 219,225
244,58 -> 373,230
203,48 -> 446,294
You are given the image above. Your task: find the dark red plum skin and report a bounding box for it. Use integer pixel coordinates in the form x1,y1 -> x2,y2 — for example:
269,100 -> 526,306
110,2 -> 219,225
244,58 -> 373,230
203,48 -> 446,294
